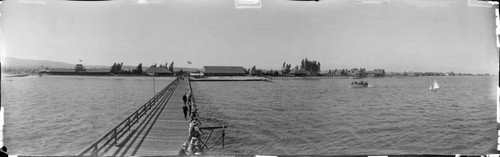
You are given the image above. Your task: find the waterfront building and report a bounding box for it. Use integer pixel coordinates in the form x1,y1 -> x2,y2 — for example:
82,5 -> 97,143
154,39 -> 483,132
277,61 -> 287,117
374,69 -> 385,76
202,66 -> 246,76
45,68 -> 76,75
366,71 -> 376,77
144,67 -> 173,76
75,64 -> 86,72
334,70 -> 342,76
40,64 -> 111,75
289,69 -> 307,76
83,69 -> 111,76
348,68 -> 360,76
408,71 -> 416,76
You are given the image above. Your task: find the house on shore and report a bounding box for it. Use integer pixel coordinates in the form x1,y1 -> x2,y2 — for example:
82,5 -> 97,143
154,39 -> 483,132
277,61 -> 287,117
144,67 -> 173,76
83,68 -> 111,76
289,69 -> 307,76
374,69 -> 385,76
348,68 -> 360,76
366,70 -> 376,77
202,66 -> 246,76
44,68 -> 77,75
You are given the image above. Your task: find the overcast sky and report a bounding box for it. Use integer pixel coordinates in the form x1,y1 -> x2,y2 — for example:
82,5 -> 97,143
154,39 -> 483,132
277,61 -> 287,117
0,0 -> 498,73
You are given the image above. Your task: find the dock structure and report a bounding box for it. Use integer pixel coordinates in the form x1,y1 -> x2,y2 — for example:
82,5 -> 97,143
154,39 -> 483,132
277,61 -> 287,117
78,77 -> 193,156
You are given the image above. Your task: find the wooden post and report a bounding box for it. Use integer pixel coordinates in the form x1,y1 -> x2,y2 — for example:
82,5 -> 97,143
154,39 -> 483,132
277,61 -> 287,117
222,125 -> 225,149
93,144 -> 98,156
127,118 -> 130,131
114,129 -> 117,146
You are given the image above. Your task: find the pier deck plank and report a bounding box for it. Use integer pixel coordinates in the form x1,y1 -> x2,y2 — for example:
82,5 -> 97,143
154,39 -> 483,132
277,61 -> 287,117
131,79 -> 191,156
102,79 -> 192,156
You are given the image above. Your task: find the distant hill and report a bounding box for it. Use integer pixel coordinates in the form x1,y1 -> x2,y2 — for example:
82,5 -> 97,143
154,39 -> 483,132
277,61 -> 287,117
2,57 -> 75,69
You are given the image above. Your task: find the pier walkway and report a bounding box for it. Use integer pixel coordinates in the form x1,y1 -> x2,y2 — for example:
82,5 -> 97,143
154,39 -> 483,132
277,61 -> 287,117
78,77 -> 192,156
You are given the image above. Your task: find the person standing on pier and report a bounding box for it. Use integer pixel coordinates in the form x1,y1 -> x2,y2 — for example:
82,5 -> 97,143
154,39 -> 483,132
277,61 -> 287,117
188,93 -> 193,104
182,93 -> 188,105
182,104 -> 188,120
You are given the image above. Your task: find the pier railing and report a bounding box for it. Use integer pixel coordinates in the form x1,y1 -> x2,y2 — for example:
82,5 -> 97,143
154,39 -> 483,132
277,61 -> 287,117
77,77 -> 180,156
187,78 -> 198,111
198,126 -> 226,150
186,78 -> 226,152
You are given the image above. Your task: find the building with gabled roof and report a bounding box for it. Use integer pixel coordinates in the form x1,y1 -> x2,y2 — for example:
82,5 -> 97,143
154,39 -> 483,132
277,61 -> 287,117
202,66 -> 246,76
144,67 -> 172,76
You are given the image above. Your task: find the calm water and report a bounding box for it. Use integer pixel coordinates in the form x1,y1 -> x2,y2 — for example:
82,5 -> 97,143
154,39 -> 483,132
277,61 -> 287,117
1,75 -> 174,155
0,75 -> 497,155
193,76 -> 498,155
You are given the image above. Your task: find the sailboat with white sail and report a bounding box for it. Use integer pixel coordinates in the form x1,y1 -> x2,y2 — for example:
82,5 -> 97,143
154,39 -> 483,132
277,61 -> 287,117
429,80 -> 439,92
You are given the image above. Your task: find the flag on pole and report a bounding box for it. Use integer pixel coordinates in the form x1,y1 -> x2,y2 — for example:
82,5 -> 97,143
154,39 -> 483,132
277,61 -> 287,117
187,61 -> 192,64
79,59 -> 83,63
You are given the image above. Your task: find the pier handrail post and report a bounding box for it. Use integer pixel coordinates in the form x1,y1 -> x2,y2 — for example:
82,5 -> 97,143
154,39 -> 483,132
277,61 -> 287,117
222,125 -> 225,149
113,128 -> 117,146
93,144 -> 98,156
135,111 -> 138,123
127,118 -> 130,131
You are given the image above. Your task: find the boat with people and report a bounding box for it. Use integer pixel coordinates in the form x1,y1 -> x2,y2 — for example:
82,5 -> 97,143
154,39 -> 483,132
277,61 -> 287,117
351,80 -> 368,88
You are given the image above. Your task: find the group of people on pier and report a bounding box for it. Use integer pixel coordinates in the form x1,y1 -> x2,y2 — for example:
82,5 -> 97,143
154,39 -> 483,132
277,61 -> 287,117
180,79 -> 204,156
182,92 -> 195,120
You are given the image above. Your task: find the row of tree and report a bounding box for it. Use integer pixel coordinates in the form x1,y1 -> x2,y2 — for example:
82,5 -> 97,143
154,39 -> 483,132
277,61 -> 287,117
109,61 -> 174,75
110,62 -> 124,74
326,68 -> 367,76
300,58 -> 321,75
109,62 -> 145,74
150,61 -> 175,73
247,58 -> 322,76
280,58 -> 321,76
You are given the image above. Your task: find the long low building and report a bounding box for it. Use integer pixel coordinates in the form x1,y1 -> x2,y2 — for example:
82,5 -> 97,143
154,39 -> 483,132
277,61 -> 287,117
202,66 -> 246,76
144,67 -> 173,76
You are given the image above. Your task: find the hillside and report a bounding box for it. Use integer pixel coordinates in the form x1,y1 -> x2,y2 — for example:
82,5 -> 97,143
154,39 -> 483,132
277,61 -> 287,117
2,57 -> 75,69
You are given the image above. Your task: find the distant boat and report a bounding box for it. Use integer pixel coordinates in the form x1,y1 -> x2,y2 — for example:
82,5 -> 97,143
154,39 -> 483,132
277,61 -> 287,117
430,80 -> 439,92
351,78 -> 368,88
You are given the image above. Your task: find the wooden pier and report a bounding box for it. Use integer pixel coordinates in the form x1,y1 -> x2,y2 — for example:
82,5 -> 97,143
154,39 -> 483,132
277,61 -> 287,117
78,77 -> 208,156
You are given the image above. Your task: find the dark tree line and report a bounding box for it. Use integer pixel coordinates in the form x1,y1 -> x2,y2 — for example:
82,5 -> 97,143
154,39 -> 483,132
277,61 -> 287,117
281,62 -> 292,74
300,58 -> 321,75
250,65 -> 263,76
110,62 -> 124,74
131,63 -> 143,74
247,65 -> 280,76
110,62 -> 145,74
155,61 -> 174,73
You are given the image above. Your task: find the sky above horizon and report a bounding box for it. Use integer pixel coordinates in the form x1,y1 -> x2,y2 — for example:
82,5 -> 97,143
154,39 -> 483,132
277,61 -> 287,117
0,0 -> 498,73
